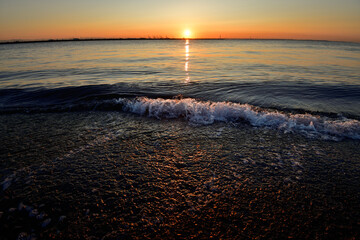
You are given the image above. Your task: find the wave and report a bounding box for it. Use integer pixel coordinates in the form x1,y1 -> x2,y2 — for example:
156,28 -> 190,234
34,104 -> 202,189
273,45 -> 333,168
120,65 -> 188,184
1,82 -> 360,117
1,92 -> 359,140
117,97 -> 360,140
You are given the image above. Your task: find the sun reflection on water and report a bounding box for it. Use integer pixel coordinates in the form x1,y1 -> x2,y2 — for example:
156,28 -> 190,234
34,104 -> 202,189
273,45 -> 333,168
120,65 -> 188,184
185,40 -> 190,83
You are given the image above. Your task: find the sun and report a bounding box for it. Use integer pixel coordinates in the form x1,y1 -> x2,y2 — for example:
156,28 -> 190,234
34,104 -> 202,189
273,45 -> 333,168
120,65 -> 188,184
183,29 -> 192,38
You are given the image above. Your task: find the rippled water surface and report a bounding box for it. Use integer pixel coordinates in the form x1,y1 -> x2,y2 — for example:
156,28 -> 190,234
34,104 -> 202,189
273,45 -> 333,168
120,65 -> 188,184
1,40 -> 360,116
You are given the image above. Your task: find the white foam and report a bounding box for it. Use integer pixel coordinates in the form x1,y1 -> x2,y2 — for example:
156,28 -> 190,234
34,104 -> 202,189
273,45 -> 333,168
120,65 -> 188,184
116,97 -> 360,140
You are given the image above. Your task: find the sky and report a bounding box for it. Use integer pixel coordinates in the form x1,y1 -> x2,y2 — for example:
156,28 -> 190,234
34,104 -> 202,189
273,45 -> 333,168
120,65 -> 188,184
0,0 -> 360,42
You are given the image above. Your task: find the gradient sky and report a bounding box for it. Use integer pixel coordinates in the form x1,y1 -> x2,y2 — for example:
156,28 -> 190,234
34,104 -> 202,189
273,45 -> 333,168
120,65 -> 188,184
1,0 -> 359,42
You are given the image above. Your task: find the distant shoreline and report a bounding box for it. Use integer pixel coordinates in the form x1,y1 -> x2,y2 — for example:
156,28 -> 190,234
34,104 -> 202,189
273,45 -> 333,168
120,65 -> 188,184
0,37 -> 357,45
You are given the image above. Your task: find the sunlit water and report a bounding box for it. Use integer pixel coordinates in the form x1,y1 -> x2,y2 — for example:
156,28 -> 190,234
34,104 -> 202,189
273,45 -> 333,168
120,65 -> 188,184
1,39 -> 360,140
0,40 -> 359,239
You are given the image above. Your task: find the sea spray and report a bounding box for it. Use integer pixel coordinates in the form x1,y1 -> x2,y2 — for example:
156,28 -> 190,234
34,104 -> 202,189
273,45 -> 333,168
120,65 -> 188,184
118,97 -> 360,140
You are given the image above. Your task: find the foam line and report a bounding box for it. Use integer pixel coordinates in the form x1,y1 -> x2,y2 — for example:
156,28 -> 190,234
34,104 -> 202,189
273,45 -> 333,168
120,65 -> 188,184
117,97 -> 360,140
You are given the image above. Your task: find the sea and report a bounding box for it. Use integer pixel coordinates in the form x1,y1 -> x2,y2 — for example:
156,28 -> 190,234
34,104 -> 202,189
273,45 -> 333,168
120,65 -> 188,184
0,39 -> 359,239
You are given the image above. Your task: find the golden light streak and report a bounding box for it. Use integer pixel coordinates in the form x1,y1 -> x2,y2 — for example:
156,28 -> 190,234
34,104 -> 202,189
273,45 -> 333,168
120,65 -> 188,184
184,40 -> 190,83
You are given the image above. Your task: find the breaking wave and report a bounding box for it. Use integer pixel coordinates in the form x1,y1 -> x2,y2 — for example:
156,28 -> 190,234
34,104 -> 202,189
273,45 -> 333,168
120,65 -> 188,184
1,95 -> 359,140
118,97 -> 360,140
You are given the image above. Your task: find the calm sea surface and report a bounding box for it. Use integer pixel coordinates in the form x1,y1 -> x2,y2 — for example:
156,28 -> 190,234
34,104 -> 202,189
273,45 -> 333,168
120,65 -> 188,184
0,40 -> 359,239
1,40 -> 360,114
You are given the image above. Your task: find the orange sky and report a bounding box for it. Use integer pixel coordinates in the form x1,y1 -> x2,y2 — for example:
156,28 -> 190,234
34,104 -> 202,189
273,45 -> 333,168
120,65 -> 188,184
1,0 -> 359,42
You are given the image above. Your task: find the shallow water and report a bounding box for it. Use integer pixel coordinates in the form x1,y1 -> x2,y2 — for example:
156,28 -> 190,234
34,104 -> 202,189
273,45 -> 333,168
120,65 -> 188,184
0,112 -> 359,239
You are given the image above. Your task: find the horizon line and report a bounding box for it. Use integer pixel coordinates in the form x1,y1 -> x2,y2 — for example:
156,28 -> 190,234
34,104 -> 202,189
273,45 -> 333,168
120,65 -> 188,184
0,37 -> 359,45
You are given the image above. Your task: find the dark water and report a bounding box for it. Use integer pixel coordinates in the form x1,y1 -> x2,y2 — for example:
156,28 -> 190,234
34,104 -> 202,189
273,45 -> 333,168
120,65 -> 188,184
0,40 -> 359,239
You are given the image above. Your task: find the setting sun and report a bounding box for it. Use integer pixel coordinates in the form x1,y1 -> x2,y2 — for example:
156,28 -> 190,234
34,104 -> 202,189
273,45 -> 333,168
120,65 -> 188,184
183,29 -> 192,38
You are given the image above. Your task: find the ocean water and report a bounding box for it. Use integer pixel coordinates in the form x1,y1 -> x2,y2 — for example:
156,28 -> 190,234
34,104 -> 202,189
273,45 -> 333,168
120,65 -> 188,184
1,40 -> 360,140
0,40 -> 359,239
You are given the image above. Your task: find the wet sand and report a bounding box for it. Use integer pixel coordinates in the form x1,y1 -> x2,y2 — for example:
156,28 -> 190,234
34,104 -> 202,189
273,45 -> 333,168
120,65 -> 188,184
0,112 -> 359,239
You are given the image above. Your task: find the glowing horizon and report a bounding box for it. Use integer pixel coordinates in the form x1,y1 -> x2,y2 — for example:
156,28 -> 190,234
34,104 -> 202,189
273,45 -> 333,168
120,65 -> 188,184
0,0 -> 359,42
